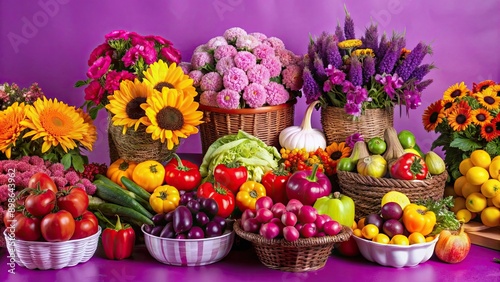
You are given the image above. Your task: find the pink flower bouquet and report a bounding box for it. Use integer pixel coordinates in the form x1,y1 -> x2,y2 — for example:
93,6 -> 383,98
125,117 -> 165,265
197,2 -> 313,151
183,27 -> 303,109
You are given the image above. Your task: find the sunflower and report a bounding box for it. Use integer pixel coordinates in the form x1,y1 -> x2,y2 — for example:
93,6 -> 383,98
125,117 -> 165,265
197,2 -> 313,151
20,98 -> 88,153
0,102 -> 27,158
441,99 -> 454,117
480,122 -> 497,142
472,80 -> 495,93
475,87 -> 500,110
490,84 -> 500,97
492,115 -> 500,136
422,100 -> 445,131
326,142 -> 351,163
106,79 -> 152,134
470,108 -> 491,126
143,60 -> 197,98
141,87 -> 203,150
76,108 -> 97,151
447,107 -> 472,132
442,82 -> 469,101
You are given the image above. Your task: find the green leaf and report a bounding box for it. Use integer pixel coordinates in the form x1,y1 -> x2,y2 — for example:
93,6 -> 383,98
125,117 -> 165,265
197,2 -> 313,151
449,137 -> 482,152
72,154 -> 85,173
74,79 -> 90,88
486,141 -> 500,158
61,153 -> 72,170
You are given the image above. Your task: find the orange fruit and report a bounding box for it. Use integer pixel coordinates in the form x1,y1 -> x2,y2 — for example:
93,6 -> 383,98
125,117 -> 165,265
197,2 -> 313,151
408,232 -> 426,245
470,150 -> 491,169
425,236 -> 435,242
466,166 -> 490,186
372,233 -> 390,244
489,159 -> 500,179
357,218 -> 366,230
481,179 -> 500,198
480,206 -> 500,227
390,234 -> 410,246
361,224 -> 379,240
459,158 -> 474,176
461,182 -> 481,199
451,196 -> 466,213
456,209 -> 472,223
453,176 -> 467,197
465,192 -> 487,213
491,193 -> 500,208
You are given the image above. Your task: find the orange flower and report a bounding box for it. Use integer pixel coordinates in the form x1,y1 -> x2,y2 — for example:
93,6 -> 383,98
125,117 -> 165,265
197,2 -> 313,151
422,100 -> 444,132
472,80 -> 495,93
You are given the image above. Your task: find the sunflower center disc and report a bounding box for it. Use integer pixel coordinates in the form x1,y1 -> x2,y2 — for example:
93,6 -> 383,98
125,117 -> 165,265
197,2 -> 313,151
126,97 -> 147,119
154,82 -> 175,92
157,106 -> 184,130
484,96 -> 495,105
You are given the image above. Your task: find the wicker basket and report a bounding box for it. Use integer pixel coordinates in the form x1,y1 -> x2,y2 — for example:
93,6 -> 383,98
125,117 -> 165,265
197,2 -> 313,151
233,219 -> 351,272
108,114 -> 177,164
320,106 -> 394,144
337,171 -> 448,220
198,101 -> 295,155
3,227 -> 101,270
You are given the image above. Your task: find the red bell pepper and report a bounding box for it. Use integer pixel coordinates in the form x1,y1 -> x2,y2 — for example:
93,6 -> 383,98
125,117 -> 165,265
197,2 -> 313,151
164,154 -> 201,191
101,215 -> 135,260
390,153 -> 429,180
213,162 -> 248,194
261,164 -> 291,204
196,182 -> 235,218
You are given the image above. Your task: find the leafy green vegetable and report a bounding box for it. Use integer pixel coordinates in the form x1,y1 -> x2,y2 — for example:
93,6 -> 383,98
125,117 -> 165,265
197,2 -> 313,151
200,131 -> 281,182
417,196 -> 460,236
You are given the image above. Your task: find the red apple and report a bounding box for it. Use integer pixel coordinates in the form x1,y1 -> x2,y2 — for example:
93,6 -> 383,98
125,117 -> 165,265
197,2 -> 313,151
434,225 -> 471,263
336,236 -> 360,257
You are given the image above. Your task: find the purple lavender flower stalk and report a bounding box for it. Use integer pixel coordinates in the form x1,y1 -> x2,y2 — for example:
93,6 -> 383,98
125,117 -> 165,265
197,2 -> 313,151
362,56 -> 376,84
335,21 -> 345,42
302,67 -> 322,104
409,64 -> 435,81
348,56 -> 363,86
325,35 -> 343,69
395,42 -> 432,81
313,53 -> 327,81
364,23 -> 379,53
343,6 -> 355,40
375,33 -> 389,62
416,79 -> 433,92
316,32 -> 328,62
307,40 -> 318,70
377,35 -> 404,74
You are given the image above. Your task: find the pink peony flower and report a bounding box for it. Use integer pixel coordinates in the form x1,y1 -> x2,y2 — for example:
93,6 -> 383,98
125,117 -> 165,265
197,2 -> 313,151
265,82 -> 290,106
87,56 -> 111,79
191,51 -> 214,70
235,34 -> 260,50
215,57 -> 235,76
216,89 -> 241,109
261,56 -> 282,77
194,44 -> 209,53
87,43 -> 113,66
214,45 -> 237,61
199,91 -> 218,107
122,41 -> 157,67
144,35 -> 172,46
223,67 -> 249,92
207,36 -> 228,50
277,49 -> 299,67
200,72 -> 223,92
263,37 -> 285,51
105,30 -> 129,41
161,46 -> 181,64
188,70 -> 204,87
282,65 -> 303,91
234,51 -> 257,71
247,64 -> 271,85
223,27 -> 247,42
253,44 -> 275,60
249,32 -> 267,41
179,62 -> 192,74
84,80 -> 105,105
243,83 -> 267,108
104,70 -> 136,93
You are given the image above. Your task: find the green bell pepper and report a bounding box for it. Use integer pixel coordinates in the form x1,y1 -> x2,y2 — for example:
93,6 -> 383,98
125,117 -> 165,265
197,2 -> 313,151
313,191 -> 355,228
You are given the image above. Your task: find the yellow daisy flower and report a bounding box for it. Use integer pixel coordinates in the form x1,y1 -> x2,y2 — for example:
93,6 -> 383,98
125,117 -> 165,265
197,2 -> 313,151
143,60 -> 197,98
106,79 -> 152,134
141,88 -> 203,150
0,102 -> 27,158
442,82 -> 469,101
21,98 -> 88,153
338,39 -> 362,49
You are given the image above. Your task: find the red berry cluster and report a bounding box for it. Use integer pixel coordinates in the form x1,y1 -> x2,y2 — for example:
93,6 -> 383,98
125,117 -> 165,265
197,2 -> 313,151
71,163 -> 108,182
280,148 -> 337,176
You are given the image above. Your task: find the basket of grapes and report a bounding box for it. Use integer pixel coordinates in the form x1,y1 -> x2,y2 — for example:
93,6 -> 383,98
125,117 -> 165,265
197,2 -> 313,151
233,197 -> 352,272
142,192 -> 234,266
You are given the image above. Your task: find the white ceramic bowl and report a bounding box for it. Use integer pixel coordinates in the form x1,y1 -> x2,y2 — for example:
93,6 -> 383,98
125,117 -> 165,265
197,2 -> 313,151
3,226 -> 101,270
142,225 -> 235,266
353,235 -> 439,268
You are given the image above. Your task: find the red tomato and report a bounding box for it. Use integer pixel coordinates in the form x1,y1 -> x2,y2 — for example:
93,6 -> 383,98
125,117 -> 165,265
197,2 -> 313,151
27,172 -> 58,193
71,211 -> 99,240
57,187 -> 89,218
13,213 -> 42,241
3,210 -> 20,229
41,210 -> 75,242
24,189 -> 56,218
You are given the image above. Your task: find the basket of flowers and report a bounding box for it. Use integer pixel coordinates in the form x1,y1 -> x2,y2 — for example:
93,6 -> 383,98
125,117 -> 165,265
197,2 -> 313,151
182,27 -> 303,155
302,7 -> 434,144
76,30 -> 203,163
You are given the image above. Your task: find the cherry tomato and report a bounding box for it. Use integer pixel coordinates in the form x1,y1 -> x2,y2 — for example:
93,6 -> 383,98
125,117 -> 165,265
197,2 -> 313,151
27,172 -> 58,193
24,189 -> 56,218
71,211 -> 99,240
13,213 -> 42,241
41,210 -> 75,242
57,187 -> 89,218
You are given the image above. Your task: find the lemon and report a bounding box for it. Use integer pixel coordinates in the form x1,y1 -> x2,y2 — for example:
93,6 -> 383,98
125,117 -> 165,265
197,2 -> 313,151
455,209 -> 472,223
381,191 -> 411,210
466,166 -> 490,186
459,158 -> 474,176
470,150 -> 491,169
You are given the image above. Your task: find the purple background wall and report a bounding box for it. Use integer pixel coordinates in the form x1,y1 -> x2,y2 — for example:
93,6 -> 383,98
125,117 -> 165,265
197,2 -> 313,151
1,0 -> 499,165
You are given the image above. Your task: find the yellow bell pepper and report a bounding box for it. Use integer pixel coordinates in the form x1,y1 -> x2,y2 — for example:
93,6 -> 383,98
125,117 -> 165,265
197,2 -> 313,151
149,185 -> 180,214
402,203 -> 436,236
236,181 -> 266,212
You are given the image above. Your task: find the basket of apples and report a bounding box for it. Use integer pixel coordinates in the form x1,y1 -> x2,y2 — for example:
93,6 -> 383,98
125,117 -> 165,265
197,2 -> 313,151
233,196 -> 352,272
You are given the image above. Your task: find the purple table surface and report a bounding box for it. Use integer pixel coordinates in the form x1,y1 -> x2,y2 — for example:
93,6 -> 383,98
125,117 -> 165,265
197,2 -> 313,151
1,154 -> 500,282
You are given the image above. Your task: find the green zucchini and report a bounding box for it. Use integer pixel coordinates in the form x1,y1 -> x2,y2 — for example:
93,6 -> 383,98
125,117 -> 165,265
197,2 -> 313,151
120,176 -> 151,201
88,195 -> 106,211
123,190 -> 154,214
96,202 -> 153,226
94,179 -> 153,219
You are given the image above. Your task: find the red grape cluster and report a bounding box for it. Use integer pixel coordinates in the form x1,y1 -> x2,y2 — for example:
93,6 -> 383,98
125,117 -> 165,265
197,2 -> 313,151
72,163 -> 108,182
143,191 -> 228,239
240,197 -> 342,241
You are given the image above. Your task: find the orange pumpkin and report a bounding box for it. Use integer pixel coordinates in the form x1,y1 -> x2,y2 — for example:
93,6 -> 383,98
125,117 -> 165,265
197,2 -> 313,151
106,159 -> 137,188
